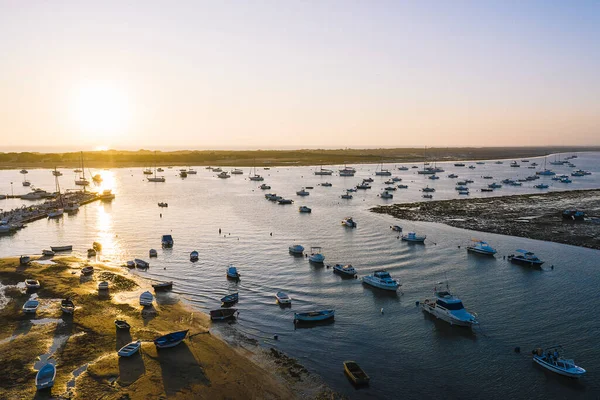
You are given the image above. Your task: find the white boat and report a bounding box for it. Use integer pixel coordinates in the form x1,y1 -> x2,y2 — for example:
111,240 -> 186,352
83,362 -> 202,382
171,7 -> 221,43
22,179 -> 31,187
401,232 -> 426,243
23,299 -> 40,313
339,165 -> 355,176
296,188 -> 309,196
275,291 -> 292,304
47,209 -> 64,219
98,281 -> 109,290
342,217 -> 357,228
35,363 -> 56,390
380,191 -> 393,199
217,171 -> 231,179
118,340 -> 142,357
532,346 -> 586,378
362,270 -> 400,291
249,163 -> 264,181
289,244 -> 304,255
147,152 -> 166,182
308,247 -> 325,263
139,291 -> 154,306
466,240 -> 497,256
25,279 -> 41,289
314,166 -> 333,175
421,284 -> 478,327
333,264 -> 356,277
299,205 -> 312,213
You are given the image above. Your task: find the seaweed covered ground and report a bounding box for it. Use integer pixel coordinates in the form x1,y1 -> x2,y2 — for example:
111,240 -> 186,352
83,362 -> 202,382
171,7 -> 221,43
0,257 -> 338,399
372,189 -> 600,250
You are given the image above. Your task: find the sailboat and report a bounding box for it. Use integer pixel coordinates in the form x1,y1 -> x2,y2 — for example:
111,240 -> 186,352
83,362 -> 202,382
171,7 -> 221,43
375,160 -> 392,176
314,165 -> 333,175
22,174 -> 31,186
536,156 -> 556,176
249,160 -> 264,181
75,152 -> 90,186
147,152 -> 166,182
48,174 -> 64,218
339,164 -> 355,176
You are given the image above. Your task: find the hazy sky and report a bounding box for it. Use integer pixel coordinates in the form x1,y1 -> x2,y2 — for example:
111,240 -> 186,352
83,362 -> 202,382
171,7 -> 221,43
1,1 -> 599,151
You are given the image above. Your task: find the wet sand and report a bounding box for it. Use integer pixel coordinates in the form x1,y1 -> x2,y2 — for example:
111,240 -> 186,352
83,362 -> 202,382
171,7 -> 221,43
371,189 -> 600,250
0,257 -> 338,399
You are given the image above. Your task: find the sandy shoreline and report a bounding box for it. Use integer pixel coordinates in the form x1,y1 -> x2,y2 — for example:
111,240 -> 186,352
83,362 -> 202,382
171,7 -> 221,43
371,189 -> 600,250
0,256 -> 339,399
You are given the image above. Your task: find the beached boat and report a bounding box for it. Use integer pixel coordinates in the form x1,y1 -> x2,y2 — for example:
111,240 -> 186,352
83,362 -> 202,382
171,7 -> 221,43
149,249 -> 158,257
61,298 -> 75,314
299,205 -> 312,213
23,299 -> 40,314
87,248 -> 97,257
226,265 -> 240,280
308,247 -> 325,263
118,340 -> 141,357
508,249 -> 544,267
81,266 -> 94,275
221,293 -> 239,304
466,240 -> 497,256
35,363 -> 56,391
41,249 -> 54,257
47,208 -> 64,219
190,250 -> 199,261
98,281 -> 109,290
152,281 -> 173,291
19,255 -> 31,265
154,330 -> 189,349
161,234 -> 174,248
401,232 -> 426,243
333,264 -> 356,277
362,270 -> 400,291
126,260 -> 135,268
51,245 -> 72,252
210,308 -> 237,320
342,217 -> 357,228
289,244 -> 304,255
135,259 -> 149,268
294,309 -> 335,322
275,291 -> 292,304
139,291 -> 154,306
343,361 -> 370,385
25,279 -> 40,289
532,346 -> 586,378
421,284 -> 478,327
115,320 -> 131,330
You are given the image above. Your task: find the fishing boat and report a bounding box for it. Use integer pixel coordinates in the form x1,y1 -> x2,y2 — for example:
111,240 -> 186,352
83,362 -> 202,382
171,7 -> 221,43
149,249 -> 157,257
19,255 -> 31,265
421,283 -> 478,327
154,330 -> 189,348
179,170 -> 188,178
118,340 -> 141,357
362,270 -> 401,291
23,299 -> 40,313
391,225 -> 402,232
397,184 -> 408,189
221,292 -> 239,304
51,245 -> 72,252
81,266 -> 94,275
190,250 -> 199,261
289,244 -> 305,255
161,234 -> 174,248
158,202 -> 168,207
421,186 -> 435,192
342,217 -> 357,228
294,309 -> 335,322
343,361 -> 370,385
226,265 -> 240,280
139,291 -> 154,306
466,240 -> 497,256
275,291 -> 292,304
61,298 -> 75,314
308,247 -> 325,263
35,363 -> 56,390
531,346 -> 586,378
134,259 -> 149,268
333,264 -> 356,277
299,205 -> 312,213
341,193 -> 353,199
152,281 -> 173,291
25,279 -> 40,289
210,308 -> 237,320
401,232 -> 426,243
115,320 -> 131,330
508,249 -> 544,267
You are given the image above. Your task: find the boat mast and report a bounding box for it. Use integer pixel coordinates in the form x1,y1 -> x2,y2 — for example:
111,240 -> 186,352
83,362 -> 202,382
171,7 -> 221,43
81,151 -> 86,193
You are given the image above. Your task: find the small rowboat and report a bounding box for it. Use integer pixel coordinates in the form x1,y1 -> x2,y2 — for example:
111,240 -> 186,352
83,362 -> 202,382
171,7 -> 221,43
20,255 -> 31,265
118,340 -> 142,357
51,245 -> 72,252
149,249 -> 158,257
343,361 -> 370,385
294,309 -> 335,322
87,248 -> 97,257
139,291 -> 154,306
42,249 -> 55,257
35,362 -> 56,390
152,281 -> 173,291
23,299 -> 40,314
221,293 -> 239,304
81,266 -> 94,275
115,319 -> 131,330
25,279 -> 41,289
275,291 -> 292,304
226,265 -> 240,280
190,250 -> 199,261
154,329 -> 189,349
210,308 -> 237,320
98,281 -> 109,290
61,298 -> 75,314
134,259 -> 149,268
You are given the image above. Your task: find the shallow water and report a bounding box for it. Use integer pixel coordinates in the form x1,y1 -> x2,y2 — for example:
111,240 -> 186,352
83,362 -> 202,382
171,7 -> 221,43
1,153 -> 599,399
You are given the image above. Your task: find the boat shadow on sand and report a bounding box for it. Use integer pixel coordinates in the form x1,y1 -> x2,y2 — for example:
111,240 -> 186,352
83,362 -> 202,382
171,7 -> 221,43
118,350 -> 146,386
153,342 -> 210,396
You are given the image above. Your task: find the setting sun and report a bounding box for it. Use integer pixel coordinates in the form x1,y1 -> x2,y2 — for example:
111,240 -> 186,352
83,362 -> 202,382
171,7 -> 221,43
71,82 -> 130,139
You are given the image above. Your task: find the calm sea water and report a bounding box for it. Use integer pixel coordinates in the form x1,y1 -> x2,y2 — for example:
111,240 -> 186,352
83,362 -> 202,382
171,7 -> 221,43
1,153 -> 599,399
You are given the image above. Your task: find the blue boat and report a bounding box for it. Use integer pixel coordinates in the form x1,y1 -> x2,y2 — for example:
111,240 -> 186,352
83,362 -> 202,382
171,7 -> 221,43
294,309 -> 335,322
221,292 -> 239,304
154,329 -> 189,349
226,265 -> 240,280
161,234 -> 174,248
35,363 -> 56,390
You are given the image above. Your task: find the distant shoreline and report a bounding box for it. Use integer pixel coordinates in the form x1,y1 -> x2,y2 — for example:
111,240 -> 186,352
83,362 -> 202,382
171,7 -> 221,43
1,146 -> 598,169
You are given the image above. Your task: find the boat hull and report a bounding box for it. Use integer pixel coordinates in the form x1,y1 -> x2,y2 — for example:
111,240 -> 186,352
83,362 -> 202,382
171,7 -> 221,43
533,356 -> 586,378
466,247 -> 496,256
509,257 -> 544,267
362,279 -> 399,291
294,310 -> 335,322
421,302 -> 475,327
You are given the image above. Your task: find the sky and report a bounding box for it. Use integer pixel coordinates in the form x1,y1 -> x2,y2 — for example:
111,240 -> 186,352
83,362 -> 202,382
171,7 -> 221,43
0,1 -> 599,151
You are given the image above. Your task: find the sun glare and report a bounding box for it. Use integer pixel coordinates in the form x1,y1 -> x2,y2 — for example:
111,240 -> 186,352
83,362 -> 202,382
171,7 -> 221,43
71,82 -> 130,139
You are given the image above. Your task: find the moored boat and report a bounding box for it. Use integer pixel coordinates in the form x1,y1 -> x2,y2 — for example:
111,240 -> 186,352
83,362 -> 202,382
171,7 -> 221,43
42,250 -> 55,257
23,299 -> 40,313
275,291 -> 292,304
19,255 -> 31,265
333,264 -> 356,277
299,205 -> 312,213
221,292 -> 239,304
466,239 -> 497,256
308,247 -> 325,263
508,249 -> 544,267
289,244 -> 304,255
115,319 -> 131,330
342,217 -> 357,228
61,298 -> 75,314
362,270 -> 400,291
81,266 -> 94,275
343,361 -> 370,385
401,232 -> 426,243
98,281 -> 109,291
421,283 -> 478,327
294,309 -> 335,322
149,249 -> 158,257
154,329 -> 189,348
531,346 -> 586,378
190,250 -> 199,261
226,265 -> 240,280
134,259 -> 149,268
161,234 -> 174,248
210,308 -> 237,320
